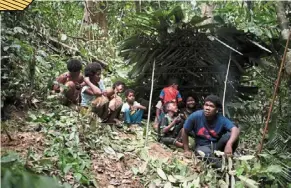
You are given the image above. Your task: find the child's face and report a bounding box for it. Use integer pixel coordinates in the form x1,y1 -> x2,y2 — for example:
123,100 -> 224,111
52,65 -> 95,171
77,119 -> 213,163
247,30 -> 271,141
91,70 -> 101,83
126,92 -> 135,102
186,97 -> 196,108
168,103 -> 178,113
116,84 -> 124,93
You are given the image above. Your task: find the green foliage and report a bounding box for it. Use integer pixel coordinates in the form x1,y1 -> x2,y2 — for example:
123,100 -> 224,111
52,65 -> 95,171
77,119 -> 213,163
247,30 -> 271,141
1,153 -> 65,188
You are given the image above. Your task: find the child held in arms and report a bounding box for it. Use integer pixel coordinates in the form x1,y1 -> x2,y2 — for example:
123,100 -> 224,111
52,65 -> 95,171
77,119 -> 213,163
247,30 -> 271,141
159,101 -> 183,148
53,59 -> 84,105
121,89 -> 147,126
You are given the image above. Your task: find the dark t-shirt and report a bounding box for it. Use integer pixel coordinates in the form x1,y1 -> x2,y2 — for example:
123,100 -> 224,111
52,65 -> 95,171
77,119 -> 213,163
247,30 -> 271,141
183,110 -> 234,146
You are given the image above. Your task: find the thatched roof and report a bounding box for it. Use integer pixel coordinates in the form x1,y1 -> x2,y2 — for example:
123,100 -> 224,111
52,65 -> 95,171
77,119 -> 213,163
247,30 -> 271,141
120,7 -> 271,106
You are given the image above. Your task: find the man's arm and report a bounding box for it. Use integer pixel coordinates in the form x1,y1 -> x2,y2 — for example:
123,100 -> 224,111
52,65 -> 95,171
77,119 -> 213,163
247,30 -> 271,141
223,118 -> 240,155
84,77 -> 102,96
224,126 -> 240,155
182,128 -> 190,152
182,113 -> 196,152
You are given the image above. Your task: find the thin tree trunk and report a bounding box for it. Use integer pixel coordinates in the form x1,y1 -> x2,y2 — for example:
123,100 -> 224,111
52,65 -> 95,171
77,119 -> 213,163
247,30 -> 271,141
83,0 -> 108,39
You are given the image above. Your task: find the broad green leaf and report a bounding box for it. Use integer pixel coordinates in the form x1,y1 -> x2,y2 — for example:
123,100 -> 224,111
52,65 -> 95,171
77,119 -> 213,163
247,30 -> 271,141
164,182 -> 172,188
1,153 -> 19,163
236,155 -> 255,161
138,161 -> 148,174
167,175 -> 176,183
266,165 -> 283,173
237,175 -> 259,188
157,168 -> 167,180
63,164 -> 72,174
104,146 -> 116,155
74,173 -> 82,182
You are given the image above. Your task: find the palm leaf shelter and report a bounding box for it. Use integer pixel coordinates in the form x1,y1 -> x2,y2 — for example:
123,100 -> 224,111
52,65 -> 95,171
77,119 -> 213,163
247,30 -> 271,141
120,6 -> 271,114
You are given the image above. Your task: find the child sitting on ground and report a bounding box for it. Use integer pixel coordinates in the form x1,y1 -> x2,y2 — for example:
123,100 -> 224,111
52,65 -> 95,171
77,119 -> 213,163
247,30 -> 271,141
121,89 -> 146,125
158,101 -> 183,148
53,59 -> 84,105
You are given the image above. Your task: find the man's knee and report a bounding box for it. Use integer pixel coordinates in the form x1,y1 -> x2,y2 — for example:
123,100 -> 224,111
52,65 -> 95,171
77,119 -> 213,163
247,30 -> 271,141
160,137 -> 175,145
195,145 -> 212,157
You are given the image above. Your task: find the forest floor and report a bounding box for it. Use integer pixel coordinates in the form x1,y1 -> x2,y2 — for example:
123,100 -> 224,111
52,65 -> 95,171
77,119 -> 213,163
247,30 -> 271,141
1,102 -> 256,188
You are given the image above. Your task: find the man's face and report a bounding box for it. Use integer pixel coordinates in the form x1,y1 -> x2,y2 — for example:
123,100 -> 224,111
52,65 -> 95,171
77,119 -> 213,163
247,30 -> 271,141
91,70 -> 101,83
203,101 -> 217,117
127,92 -> 135,102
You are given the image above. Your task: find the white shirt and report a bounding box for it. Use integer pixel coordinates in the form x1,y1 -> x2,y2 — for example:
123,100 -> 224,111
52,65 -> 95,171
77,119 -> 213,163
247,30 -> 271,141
121,101 -> 140,112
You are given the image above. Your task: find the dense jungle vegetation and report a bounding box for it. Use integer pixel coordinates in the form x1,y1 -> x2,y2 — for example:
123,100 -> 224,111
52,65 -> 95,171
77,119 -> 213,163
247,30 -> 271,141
1,1 -> 291,188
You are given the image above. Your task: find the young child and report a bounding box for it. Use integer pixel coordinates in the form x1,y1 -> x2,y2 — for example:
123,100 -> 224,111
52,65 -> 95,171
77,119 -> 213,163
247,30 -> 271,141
159,102 -> 183,148
159,78 -> 182,105
53,59 -> 84,105
121,89 -> 146,125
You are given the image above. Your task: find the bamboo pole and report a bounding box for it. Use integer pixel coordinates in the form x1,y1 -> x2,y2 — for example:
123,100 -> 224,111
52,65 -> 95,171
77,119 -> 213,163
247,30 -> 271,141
145,60 -> 156,147
257,30 -> 291,154
222,53 -> 232,116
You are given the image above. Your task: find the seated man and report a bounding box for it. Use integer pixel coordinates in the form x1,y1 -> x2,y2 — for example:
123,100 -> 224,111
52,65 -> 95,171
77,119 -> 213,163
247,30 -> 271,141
121,89 -> 146,125
53,59 -> 84,105
99,81 -> 126,125
159,102 -> 183,148
182,95 -> 239,167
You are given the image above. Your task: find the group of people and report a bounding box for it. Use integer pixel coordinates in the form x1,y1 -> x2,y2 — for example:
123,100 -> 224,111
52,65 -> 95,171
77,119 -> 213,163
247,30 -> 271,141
153,79 -> 240,167
52,59 -> 146,126
53,59 -> 240,168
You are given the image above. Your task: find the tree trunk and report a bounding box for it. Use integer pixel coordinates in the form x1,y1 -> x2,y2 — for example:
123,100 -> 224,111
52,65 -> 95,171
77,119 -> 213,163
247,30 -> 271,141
83,0 -> 108,39
201,2 -> 214,25
276,1 -> 291,75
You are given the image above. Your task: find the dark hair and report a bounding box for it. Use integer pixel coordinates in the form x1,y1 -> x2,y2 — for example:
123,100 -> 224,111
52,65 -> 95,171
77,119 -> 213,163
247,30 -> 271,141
168,78 -> 179,86
113,81 -> 125,89
125,89 -> 135,97
204,95 -> 222,109
84,62 -> 102,77
163,101 -> 175,113
67,59 -> 82,72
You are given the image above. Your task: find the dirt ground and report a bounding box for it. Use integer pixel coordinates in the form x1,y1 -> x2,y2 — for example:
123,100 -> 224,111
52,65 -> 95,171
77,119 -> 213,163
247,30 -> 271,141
1,132 -> 44,157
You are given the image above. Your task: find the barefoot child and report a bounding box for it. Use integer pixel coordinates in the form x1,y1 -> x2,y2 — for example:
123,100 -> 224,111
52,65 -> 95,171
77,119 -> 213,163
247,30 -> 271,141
121,89 -> 146,125
53,59 -> 84,105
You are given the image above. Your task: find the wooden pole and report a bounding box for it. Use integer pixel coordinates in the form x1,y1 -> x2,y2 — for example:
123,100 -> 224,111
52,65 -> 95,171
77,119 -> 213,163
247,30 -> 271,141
222,53 -> 231,117
257,30 -> 291,154
145,60 -> 155,147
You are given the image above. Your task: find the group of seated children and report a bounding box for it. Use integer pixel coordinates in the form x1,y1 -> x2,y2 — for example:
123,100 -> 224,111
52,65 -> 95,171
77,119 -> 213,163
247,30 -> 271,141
53,59 -> 146,126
